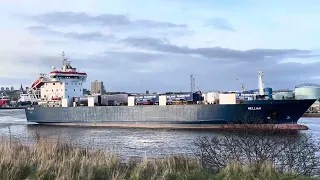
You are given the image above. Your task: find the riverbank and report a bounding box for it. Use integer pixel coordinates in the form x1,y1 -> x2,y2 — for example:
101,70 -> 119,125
0,139 -> 316,180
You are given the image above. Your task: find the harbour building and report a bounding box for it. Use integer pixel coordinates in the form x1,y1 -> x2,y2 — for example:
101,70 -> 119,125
91,80 -> 105,94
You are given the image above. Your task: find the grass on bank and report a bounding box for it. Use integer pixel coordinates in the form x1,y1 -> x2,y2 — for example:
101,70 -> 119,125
0,139 -> 318,180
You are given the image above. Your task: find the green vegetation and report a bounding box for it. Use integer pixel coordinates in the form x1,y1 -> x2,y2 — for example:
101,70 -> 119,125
0,139 -> 318,180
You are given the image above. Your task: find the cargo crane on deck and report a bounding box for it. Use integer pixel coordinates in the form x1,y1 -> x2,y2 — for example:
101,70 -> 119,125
27,73 -> 48,103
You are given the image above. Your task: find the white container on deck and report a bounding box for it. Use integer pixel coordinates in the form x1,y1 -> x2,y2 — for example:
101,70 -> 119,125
128,96 -> 135,106
159,95 -> 167,106
88,97 -> 95,107
219,93 -> 236,104
62,98 -> 70,107
206,92 -> 220,104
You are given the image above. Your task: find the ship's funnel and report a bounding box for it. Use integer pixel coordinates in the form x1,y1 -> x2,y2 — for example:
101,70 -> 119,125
258,70 -> 264,95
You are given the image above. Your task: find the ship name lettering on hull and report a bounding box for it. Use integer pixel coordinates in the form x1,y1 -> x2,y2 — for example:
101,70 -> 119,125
248,107 -> 261,110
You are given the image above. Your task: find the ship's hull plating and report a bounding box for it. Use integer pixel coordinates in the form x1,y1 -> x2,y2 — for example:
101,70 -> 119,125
25,99 -> 315,127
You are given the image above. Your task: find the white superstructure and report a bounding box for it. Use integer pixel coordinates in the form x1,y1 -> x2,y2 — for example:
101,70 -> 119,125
19,93 -> 31,102
27,52 -> 87,105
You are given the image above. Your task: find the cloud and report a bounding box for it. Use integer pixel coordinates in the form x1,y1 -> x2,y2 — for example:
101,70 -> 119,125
73,49 -> 320,91
121,36 -> 313,62
25,26 -> 114,42
1,47 -> 320,92
24,11 -> 191,40
64,32 -> 113,41
204,18 -> 236,32
3,2 -> 320,92
25,26 -> 60,36
27,11 -> 187,29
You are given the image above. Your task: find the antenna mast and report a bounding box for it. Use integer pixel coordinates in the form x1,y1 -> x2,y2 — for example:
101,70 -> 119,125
193,77 -> 196,92
190,74 -> 196,93
61,51 -> 69,65
190,75 -> 194,92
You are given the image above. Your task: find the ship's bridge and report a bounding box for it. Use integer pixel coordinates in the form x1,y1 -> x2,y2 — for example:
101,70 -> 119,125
49,53 -> 87,82
49,70 -> 87,81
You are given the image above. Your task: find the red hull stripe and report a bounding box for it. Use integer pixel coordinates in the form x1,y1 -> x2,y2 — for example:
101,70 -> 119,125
50,71 -> 87,75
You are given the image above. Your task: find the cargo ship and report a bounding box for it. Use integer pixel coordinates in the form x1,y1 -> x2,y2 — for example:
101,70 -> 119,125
24,52 -> 316,130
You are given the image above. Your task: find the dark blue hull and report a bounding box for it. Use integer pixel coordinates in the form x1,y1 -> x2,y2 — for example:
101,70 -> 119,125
24,99 -> 316,126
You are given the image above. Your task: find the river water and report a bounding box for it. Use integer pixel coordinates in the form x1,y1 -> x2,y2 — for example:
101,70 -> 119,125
0,109 -> 320,160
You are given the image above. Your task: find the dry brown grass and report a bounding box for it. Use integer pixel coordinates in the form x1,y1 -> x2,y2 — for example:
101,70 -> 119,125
0,138 -> 317,180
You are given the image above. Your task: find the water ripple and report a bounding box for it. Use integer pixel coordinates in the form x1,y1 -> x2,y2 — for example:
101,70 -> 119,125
0,109 -> 319,159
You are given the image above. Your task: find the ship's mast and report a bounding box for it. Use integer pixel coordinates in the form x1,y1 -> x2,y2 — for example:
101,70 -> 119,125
61,51 -> 73,71
258,70 -> 264,95
62,51 -> 68,65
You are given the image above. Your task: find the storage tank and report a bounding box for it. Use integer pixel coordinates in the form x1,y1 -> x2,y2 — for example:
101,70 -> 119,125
273,92 -> 294,100
295,84 -> 320,100
101,94 -> 128,105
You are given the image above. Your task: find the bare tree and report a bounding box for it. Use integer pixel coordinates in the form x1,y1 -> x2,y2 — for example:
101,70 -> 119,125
192,113 -> 320,176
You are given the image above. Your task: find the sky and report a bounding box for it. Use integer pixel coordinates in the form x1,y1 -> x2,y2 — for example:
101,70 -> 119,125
1,0 -> 320,93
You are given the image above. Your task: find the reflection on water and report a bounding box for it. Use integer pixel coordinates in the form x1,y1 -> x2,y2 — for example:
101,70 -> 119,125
0,109 -> 320,159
